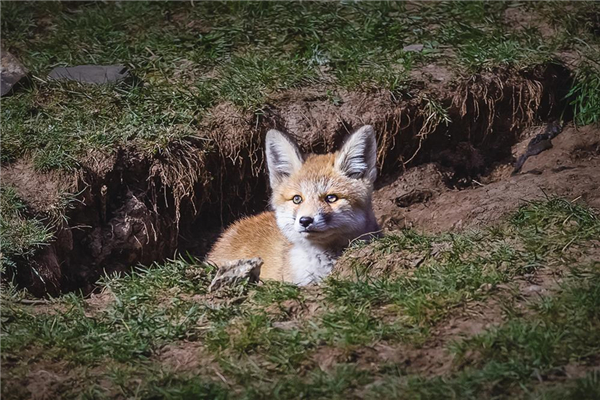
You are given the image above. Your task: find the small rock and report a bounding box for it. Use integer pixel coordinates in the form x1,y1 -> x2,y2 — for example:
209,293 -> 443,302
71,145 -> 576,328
403,44 -> 424,52
272,321 -> 299,331
48,65 -> 131,84
208,258 -> 262,292
1,50 -> 29,96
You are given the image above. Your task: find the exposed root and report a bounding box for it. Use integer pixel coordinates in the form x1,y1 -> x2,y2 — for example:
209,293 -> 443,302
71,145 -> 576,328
404,96 -> 452,166
451,66 -> 556,145
202,102 -> 264,177
149,139 -> 210,226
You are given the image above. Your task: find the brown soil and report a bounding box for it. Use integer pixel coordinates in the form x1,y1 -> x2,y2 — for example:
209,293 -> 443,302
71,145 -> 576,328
1,348 -> 114,400
23,365 -> 70,400
1,158 -> 77,215
156,341 -> 221,376
503,6 -> 556,39
374,124 -> 600,232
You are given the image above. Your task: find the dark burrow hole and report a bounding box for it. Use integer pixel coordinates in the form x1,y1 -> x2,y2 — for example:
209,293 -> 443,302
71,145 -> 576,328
7,64 -> 576,297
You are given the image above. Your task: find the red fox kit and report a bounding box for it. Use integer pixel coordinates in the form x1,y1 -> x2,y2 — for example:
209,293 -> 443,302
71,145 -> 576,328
207,125 -> 380,285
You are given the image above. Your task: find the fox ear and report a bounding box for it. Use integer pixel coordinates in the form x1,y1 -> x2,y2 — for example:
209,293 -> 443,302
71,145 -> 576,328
265,129 -> 304,188
335,125 -> 377,183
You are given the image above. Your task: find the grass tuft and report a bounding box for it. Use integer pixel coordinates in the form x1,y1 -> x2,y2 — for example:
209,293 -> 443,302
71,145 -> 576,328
567,62 -> 600,126
0,186 -> 53,271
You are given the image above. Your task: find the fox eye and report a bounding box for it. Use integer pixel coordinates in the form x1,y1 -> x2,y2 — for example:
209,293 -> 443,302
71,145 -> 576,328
325,194 -> 338,203
292,195 -> 303,204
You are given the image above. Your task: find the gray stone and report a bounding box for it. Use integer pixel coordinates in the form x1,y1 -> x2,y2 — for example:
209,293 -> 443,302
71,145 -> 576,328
1,51 -> 29,96
208,257 -> 262,292
48,65 -> 131,84
403,44 -> 424,52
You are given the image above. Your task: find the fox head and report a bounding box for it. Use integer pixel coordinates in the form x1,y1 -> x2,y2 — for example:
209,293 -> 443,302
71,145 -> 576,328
265,125 -> 378,247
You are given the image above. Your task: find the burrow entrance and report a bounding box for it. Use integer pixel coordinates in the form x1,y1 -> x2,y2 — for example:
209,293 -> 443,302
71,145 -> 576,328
4,64 -> 576,297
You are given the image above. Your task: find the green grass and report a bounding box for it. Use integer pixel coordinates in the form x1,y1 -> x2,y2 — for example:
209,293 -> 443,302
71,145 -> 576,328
216,54 -> 318,109
326,230 -> 512,327
0,80 -> 204,168
538,371 -> 600,400
0,186 -> 53,271
2,199 -> 599,398
357,266 -> 600,399
567,62 -> 600,126
323,197 -> 600,337
452,268 -> 600,373
1,257 -> 215,362
6,1 -> 584,87
2,1 -> 600,396
2,1 -> 599,173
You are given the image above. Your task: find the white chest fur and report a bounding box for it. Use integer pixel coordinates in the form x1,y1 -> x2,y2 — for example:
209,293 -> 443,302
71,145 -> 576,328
289,244 -> 337,285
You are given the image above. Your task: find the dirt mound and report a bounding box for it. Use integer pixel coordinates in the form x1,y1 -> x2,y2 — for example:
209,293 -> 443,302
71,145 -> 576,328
266,88 -> 394,153
1,63 -> 588,296
265,65 -> 570,175
1,158 -> 77,215
374,124 -> 600,232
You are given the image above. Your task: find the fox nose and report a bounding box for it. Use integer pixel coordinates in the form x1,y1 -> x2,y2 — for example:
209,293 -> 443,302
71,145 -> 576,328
299,216 -> 314,228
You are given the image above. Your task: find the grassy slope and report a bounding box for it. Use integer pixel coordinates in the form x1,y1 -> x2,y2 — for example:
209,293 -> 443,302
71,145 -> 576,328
2,199 -> 599,398
1,3 -> 600,396
0,187 -> 53,270
2,1 -> 599,169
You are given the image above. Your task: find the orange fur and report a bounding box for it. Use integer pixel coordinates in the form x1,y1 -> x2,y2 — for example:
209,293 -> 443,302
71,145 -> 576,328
207,125 -> 379,285
207,211 -> 293,281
